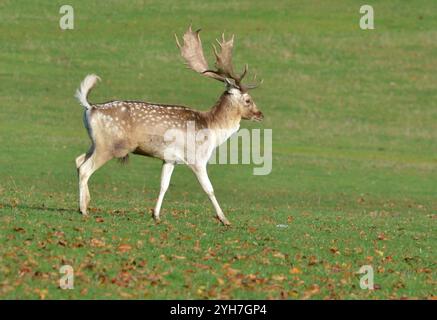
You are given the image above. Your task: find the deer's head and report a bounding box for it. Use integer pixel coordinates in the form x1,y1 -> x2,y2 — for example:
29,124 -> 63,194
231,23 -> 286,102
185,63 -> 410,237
176,26 -> 263,122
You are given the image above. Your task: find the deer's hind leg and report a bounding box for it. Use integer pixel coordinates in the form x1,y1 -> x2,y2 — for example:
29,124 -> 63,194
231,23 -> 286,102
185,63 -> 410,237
75,153 -> 87,169
78,148 -> 112,215
153,162 -> 175,223
75,153 -> 90,210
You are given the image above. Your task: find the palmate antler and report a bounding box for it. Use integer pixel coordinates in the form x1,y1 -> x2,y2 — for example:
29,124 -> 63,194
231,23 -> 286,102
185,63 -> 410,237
175,25 -> 261,91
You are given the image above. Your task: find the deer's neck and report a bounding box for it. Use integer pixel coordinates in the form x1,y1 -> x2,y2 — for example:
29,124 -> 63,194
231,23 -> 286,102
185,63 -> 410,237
203,94 -> 241,146
205,94 -> 241,130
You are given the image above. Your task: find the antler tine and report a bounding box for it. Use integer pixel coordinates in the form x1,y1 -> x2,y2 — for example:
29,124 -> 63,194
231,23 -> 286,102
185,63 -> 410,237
244,78 -> 264,90
240,72 -> 263,90
213,33 -> 236,79
176,25 -> 224,82
237,64 -> 248,84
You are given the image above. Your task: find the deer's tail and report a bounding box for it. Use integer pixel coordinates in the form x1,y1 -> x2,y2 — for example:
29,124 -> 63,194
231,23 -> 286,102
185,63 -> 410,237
75,74 -> 101,110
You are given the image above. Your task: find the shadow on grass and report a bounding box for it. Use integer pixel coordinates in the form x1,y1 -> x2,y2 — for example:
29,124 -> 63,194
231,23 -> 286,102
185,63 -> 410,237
0,203 -> 79,214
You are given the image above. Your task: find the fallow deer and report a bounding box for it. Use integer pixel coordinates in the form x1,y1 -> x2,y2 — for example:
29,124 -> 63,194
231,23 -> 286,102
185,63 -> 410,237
75,25 -> 263,225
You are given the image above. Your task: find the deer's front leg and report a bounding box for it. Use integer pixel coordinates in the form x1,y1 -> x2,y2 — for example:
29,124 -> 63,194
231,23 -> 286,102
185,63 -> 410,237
191,164 -> 230,226
153,162 -> 175,223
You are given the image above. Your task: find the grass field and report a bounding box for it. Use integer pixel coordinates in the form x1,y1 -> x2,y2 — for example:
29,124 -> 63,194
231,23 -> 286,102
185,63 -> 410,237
0,1 -> 436,299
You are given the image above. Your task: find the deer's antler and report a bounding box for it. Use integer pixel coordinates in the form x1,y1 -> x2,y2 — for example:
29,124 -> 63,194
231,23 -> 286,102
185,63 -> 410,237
175,25 -> 223,82
175,25 -> 261,90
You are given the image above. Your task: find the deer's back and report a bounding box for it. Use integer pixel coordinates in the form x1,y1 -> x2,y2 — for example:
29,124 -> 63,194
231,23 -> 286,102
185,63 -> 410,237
87,100 -> 207,161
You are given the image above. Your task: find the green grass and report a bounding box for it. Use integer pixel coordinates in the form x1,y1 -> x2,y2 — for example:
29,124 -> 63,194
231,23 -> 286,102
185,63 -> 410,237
0,0 -> 436,299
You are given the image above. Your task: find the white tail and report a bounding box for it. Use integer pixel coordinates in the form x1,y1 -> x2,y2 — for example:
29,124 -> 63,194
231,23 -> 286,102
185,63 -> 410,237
75,74 -> 100,110
74,26 -> 263,226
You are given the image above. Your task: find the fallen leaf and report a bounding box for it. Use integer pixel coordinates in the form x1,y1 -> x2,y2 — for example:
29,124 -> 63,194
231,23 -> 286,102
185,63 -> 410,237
90,238 -> 105,248
302,284 -> 320,299
330,247 -> 340,255
173,255 -> 186,260
273,252 -> 286,259
377,233 -> 387,241
272,275 -> 287,281
289,267 -> 301,274
118,244 -> 132,253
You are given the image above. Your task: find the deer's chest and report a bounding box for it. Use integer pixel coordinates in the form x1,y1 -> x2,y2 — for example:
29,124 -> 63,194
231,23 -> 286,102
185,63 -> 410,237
213,124 -> 240,147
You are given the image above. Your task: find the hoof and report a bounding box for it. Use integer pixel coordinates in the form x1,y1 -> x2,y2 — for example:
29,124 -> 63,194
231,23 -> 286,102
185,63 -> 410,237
221,219 -> 231,226
153,214 -> 161,224
152,209 -> 161,224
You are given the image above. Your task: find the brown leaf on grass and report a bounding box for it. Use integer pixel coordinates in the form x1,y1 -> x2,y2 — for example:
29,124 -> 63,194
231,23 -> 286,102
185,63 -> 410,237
38,241 -> 47,249
207,287 -> 218,298
172,255 -> 186,260
119,291 -> 135,298
287,216 -> 294,223
13,227 -> 25,233
377,233 -> 387,241
19,266 -> 32,277
329,247 -> 340,255
248,227 -> 257,233
302,284 -> 320,299
272,274 -> 287,281
72,241 -> 84,248
272,252 -> 286,259
159,254 -> 169,262
192,263 -> 211,270
111,271 -> 133,287
90,238 -> 105,248
289,267 -> 301,274
34,288 -> 48,300
222,263 -> 239,276
417,268 -> 432,273
58,240 -> 67,247
308,255 -> 319,266
146,273 -> 162,286
118,244 -> 132,253
53,231 -> 64,237
383,255 -> 393,263
95,217 -> 104,223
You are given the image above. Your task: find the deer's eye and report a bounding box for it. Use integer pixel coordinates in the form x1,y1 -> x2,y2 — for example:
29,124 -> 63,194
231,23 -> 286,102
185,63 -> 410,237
245,98 -> 251,104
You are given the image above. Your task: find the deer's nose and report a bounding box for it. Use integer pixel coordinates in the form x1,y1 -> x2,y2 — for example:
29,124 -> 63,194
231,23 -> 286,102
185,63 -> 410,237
253,111 -> 264,121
